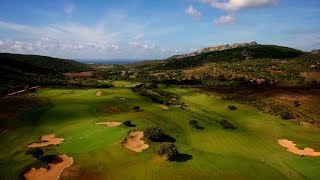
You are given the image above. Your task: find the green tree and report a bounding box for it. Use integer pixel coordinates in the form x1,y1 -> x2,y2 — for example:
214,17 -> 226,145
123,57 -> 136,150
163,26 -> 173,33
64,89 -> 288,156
157,143 -> 179,161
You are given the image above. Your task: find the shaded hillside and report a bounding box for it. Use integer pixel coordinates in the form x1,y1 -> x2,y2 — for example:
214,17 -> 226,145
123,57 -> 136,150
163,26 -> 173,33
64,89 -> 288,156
0,53 -> 91,73
0,53 -> 93,95
155,45 -> 304,70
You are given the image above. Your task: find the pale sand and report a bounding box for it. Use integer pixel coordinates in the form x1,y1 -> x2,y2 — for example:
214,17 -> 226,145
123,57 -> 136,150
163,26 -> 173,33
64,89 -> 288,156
160,106 -> 170,110
278,139 -> 320,156
95,91 -> 102,97
24,154 -> 73,180
28,134 -> 64,148
122,131 -> 149,152
95,121 -> 122,127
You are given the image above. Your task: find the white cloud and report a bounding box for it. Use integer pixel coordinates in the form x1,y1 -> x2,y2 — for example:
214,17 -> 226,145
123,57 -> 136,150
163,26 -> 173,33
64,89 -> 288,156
201,0 -> 277,11
200,0 -> 278,25
128,41 -> 157,50
185,5 -> 202,18
214,15 -> 235,25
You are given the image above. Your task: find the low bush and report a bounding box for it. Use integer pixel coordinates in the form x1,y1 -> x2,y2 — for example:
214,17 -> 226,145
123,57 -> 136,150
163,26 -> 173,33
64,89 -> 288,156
133,106 -> 140,111
144,127 -> 175,142
293,100 -> 301,107
189,120 -> 198,128
144,127 -> 165,142
220,120 -> 235,129
228,105 -> 237,110
280,111 -> 293,120
123,120 -> 135,127
157,143 -> 179,161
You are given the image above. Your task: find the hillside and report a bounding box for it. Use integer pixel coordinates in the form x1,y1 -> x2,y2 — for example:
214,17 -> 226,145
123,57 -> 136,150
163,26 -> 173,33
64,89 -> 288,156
0,53 -> 91,73
0,53 -> 92,95
155,44 -> 305,70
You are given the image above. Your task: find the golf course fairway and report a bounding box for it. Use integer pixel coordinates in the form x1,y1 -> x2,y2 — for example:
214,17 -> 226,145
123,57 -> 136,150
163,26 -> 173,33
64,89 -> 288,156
0,85 -> 319,180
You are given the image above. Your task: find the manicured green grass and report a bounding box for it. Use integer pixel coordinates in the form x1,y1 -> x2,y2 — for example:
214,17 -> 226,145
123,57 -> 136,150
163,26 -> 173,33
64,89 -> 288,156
0,86 -> 319,179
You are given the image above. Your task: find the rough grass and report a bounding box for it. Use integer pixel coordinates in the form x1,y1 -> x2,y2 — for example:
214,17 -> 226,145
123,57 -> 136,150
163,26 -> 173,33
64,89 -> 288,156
0,86 -> 320,179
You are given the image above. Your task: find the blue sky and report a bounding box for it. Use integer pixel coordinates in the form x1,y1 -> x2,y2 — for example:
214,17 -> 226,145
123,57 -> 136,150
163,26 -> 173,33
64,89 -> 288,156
0,0 -> 319,60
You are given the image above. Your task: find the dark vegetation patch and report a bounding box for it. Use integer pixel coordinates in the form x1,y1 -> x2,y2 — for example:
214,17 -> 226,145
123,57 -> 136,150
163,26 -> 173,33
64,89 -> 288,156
157,143 -> 193,162
144,127 -> 175,142
228,105 -> 237,110
132,106 -> 141,112
131,84 -> 184,106
26,148 -> 44,159
123,120 -> 135,127
157,143 -> 179,161
220,120 -> 236,129
188,120 -> 205,130
40,155 -> 63,164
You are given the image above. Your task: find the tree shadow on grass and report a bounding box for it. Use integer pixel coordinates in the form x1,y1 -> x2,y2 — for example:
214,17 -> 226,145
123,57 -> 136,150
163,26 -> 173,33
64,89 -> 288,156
174,153 -> 193,162
162,134 -> 176,143
39,155 -> 63,164
195,126 -> 205,130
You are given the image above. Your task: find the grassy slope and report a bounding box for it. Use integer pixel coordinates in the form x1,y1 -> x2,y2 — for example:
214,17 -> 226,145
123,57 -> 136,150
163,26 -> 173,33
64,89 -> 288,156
0,84 -> 319,179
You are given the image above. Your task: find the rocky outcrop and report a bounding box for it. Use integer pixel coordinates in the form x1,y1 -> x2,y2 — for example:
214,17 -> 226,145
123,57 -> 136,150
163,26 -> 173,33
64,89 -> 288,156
172,41 -> 258,59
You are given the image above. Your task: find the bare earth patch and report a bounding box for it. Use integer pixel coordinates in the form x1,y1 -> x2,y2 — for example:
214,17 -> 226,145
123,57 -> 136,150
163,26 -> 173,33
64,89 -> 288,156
160,105 -> 170,110
118,97 -> 126,100
95,91 -> 102,97
122,131 -> 149,152
28,134 -> 64,148
278,139 -> 320,156
95,121 -> 122,127
24,154 -> 73,180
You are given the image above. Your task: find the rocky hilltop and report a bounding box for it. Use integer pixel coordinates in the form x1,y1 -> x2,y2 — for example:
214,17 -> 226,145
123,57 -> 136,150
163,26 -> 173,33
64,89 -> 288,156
171,41 -> 258,59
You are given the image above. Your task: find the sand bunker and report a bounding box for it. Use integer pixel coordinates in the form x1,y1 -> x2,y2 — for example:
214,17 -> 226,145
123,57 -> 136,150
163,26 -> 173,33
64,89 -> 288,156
122,131 -> 149,152
278,139 -> 320,156
95,121 -> 122,127
28,134 -> 64,148
24,154 -> 73,180
160,106 -> 170,110
118,97 -> 126,100
95,91 -> 102,97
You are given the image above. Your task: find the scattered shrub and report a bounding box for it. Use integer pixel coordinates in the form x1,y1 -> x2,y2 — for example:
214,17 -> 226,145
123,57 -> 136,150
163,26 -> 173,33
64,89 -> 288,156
293,100 -> 301,107
26,148 -> 44,159
157,143 -> 179,161
123,120 -> 135,127
280,111 -> 293,120
133,106 -> 140,111
144,127 -> 165,142
189,120 -> 198,128
220,120 -> 235,129
228,105 -> 237,110
144,127 -> 175,142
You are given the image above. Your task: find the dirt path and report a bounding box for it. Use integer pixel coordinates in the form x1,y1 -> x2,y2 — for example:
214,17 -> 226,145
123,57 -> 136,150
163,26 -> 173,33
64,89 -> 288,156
7,86 -> 40,96
95,121 -> 122,127
28,134 -> 64,148
160,105 -> 170,110
278,139 -> 320,156
122,131 -> 149,152
24,154 -> 73,180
